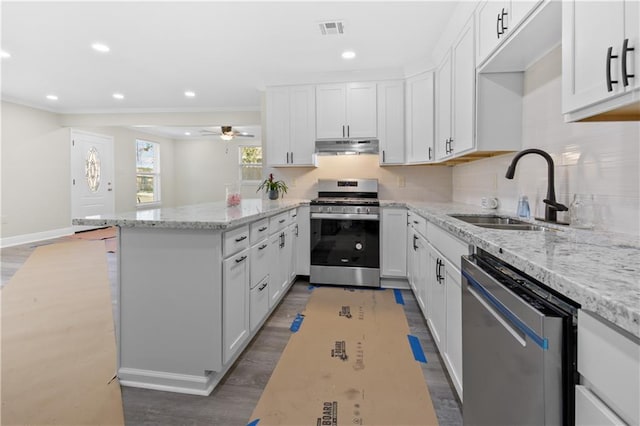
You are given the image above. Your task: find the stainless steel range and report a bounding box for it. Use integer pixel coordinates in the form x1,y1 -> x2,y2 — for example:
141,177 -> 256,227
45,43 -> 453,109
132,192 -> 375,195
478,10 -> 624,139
310,179 -> 380,287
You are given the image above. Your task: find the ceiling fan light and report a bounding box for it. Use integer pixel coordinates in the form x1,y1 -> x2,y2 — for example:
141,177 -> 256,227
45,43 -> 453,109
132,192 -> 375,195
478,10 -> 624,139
220,134 -> 234,141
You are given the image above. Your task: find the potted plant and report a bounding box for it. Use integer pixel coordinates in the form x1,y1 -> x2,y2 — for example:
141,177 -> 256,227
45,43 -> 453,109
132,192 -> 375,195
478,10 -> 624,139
257,173 -> 288,200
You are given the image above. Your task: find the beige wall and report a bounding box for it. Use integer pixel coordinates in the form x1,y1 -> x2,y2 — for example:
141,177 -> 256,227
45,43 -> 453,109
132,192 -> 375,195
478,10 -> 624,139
173,137 -> 262,205
265,155 -> 453,202
1,102 -> 71,238
452,47 -> 640,235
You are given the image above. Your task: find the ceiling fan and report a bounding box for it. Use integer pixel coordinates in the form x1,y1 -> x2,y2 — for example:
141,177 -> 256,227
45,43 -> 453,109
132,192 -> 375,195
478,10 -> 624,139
200,126 -> 255,140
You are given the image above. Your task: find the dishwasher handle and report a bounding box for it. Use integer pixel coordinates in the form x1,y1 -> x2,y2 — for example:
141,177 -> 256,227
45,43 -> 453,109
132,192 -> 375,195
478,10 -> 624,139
462,268 -> 549,351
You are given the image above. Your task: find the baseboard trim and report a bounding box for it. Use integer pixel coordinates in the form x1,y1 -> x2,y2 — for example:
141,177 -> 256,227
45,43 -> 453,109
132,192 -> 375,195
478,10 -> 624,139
1,227 -> 74,248
118,367 -> 218,396
381,277 -> 410,289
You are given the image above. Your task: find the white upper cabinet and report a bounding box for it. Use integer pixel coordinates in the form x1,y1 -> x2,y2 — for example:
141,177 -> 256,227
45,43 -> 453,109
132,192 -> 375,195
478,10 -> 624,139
435,53 -> 453,161
405,71 -> 435,163
562,0 -> 640,121
451,17 -> 476,156
377,80 -> 405,165
436,17 -> 475,161
316,82 -> 377,139
266,85 -> 316,166
476,0 -> 542,67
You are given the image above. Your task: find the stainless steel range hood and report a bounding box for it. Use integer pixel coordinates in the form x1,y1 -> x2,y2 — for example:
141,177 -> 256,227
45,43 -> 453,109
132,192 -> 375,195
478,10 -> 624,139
315,139 -> 379,155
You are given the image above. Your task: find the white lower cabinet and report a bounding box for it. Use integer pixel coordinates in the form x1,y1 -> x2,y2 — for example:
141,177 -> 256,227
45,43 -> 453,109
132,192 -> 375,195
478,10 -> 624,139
222,247 -> 250,364
250,277 -> 270,332
381,207 -> 408,278
426,242 -> 446,351
294,206 -> 310,275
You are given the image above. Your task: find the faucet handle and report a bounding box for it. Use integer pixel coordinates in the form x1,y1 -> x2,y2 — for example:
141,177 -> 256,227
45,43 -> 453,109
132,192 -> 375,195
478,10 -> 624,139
543,199 -> 569,211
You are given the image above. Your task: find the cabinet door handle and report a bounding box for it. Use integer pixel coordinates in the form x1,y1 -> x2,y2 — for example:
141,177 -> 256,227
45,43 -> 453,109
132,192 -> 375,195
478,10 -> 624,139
258,281 -> 268,291
497,13 -> 503,38
449,138 -> 454,154
438,259 -> 444,284
413,234 -> 418,250
435,258 -> 441,281
500,8 -> 508,33
295,224 -> 299,236
235,235 -> 247,242
290,151 -> 293,163
235,255 -> 247,263
607,46 -> 619,92
258,226 -> 267,232
428,146 -> 432,160
258,243 -> 268,250
347,125 -> 350,137
342,125 -> 345,137
382,150 -> 386,163
622,38 -> 635,87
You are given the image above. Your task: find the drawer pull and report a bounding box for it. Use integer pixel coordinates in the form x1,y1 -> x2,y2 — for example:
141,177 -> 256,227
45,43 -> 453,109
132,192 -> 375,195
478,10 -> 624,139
258,226 -> 267,232
279,219 -> 286,223
258,282 -> 268,291
235,255 -> 247,263
258,243 -> 268,250
235,235 -> 248,242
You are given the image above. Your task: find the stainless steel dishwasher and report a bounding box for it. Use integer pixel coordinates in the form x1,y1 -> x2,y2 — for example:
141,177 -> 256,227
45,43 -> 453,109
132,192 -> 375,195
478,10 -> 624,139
461,249 -> 579,426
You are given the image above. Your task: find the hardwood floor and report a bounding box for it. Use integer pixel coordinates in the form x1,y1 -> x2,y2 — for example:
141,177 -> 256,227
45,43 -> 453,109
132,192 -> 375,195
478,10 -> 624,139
1,237 -> 462,425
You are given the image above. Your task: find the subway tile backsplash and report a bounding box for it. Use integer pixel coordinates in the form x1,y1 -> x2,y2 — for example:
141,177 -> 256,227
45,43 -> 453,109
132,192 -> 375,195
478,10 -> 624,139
453,47 -> 640,236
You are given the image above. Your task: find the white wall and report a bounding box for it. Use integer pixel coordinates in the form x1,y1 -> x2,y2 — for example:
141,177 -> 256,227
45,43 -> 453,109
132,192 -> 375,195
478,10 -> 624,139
1,102 -> 71,238
173,137 -> 262,205
453,47 -> 640,235
265,155 -> 453,202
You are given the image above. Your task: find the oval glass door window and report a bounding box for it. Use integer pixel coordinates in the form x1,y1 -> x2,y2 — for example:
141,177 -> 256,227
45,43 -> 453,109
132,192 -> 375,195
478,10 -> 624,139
85,146 -> 101,192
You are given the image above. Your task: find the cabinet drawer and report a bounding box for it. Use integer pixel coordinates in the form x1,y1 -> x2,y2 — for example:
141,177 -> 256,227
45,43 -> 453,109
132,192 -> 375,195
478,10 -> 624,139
427,222 -> 468,270
250,277 -> 270,332
250,240 -> 270,288
578,311 -> 640,426
269,211 -> 291,233
575,385 -> 625,426
250,218 -> 270,244
289,208 -> 298,220
407,211 -> 427,238
223,225 -> 250,257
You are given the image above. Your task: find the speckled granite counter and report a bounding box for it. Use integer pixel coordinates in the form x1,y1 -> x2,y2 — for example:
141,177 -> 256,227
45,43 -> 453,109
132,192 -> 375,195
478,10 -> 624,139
72,198 -> 308,230
74,198 -> 639,338
383,200 -> 640,339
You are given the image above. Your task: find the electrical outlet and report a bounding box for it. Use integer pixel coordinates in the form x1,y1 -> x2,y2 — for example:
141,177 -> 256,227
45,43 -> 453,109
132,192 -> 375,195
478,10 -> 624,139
397,176 -> 406,187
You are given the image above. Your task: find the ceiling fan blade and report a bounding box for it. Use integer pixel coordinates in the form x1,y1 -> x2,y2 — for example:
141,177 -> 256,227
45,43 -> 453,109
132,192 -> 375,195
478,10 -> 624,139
234,133 -> 255,137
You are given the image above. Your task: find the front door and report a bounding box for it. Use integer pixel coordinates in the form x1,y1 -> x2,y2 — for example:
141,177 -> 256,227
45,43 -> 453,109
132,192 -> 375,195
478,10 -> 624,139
70,129 -> 115,231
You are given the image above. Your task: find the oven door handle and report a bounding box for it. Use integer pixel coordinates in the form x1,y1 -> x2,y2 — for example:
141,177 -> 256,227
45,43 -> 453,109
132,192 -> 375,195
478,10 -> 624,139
310,213 -> 379,221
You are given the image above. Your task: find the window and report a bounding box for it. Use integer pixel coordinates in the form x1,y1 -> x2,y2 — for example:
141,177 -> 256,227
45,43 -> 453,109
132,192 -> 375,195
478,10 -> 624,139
239,146 -> 262,183
136,140 -> 160,205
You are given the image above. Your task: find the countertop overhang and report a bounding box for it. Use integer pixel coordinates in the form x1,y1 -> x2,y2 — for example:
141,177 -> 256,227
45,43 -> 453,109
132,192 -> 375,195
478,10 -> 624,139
73,198 -> 640,339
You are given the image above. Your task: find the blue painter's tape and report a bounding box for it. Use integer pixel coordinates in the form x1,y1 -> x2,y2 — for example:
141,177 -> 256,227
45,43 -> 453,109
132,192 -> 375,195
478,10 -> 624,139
247,419 -> 260,426
393,289 -> 405,305
407,335 -> 427,363
290,313 -> 304,332
308,285 -> 317,291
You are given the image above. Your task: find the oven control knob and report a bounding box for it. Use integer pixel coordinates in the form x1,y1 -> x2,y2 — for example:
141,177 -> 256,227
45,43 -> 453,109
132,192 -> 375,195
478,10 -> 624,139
342,207 -> 347,213
356,207 -> 361,214
355,242 -> 363,250
327,207 -> 332,212
366,208 -> 370,214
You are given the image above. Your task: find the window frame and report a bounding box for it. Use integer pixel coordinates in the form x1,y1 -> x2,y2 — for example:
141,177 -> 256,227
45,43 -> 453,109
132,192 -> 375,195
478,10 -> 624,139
238,145 -> 263,185
136,139 -> 161,208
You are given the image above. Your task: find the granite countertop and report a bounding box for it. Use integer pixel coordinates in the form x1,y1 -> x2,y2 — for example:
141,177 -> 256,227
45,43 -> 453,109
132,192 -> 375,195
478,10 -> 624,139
72,198 -> 308,230
384,200 -> 640,339
74,198 -> 639,338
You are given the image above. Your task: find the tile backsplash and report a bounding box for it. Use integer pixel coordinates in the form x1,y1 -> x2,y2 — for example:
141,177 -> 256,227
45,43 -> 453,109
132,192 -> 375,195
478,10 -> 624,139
453,47 -> 640,236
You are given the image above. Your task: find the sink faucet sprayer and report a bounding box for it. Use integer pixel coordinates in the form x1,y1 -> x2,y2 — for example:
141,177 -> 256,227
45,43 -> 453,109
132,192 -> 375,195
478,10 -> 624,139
505,148 -> 568,223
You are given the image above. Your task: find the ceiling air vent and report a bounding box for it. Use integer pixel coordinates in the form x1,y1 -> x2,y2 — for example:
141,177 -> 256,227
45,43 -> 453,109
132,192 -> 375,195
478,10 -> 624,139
318,21 -> 345,35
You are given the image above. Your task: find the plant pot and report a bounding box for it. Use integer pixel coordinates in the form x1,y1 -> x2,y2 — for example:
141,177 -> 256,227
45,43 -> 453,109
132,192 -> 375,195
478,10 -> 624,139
268,189 -> 279,200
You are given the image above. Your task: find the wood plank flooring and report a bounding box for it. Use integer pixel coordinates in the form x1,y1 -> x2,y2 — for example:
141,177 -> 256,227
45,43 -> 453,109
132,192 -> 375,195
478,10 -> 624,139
1,237 -> 462,425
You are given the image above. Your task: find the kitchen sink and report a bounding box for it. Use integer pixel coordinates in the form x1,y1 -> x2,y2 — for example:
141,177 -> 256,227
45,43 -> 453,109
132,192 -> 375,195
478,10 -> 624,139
449,215 -> 555,231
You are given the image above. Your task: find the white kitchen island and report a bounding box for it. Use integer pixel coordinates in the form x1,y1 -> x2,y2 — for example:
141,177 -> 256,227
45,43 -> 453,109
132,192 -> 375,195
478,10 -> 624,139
74,199 -> 309,395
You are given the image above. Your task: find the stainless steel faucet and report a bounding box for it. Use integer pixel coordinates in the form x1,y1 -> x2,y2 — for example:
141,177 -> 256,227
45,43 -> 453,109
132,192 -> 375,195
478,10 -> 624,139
505,149 -> 568,223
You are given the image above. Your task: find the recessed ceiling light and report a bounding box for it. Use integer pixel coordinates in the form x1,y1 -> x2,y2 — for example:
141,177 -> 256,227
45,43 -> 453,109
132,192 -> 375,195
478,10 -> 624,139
112,93 -> 124,100
46,94 -> 58,101
1,50 -> 11,59
184,132 -> 191,136
342,50 -> 356,59
92,43 -> 110,53
184,91 -> 196,98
